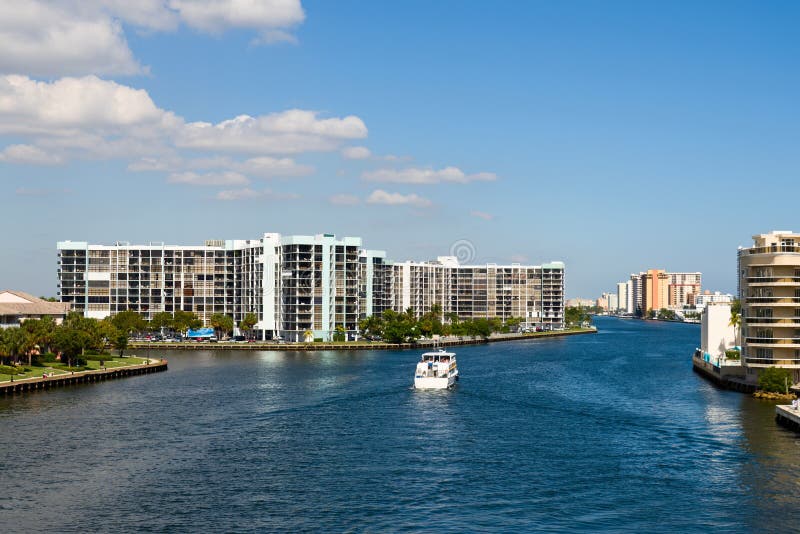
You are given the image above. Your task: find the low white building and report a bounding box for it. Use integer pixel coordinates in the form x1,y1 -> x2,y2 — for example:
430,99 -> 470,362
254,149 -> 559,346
0,290 -> 71,328
700,302 -> 737,364
694,291 -> 734,312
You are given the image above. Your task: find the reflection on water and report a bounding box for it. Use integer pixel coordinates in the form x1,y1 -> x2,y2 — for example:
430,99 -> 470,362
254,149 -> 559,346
0,317 -> 798,532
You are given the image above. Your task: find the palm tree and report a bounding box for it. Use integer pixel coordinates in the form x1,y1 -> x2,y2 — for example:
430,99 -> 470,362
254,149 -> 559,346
729,299 -> 742,346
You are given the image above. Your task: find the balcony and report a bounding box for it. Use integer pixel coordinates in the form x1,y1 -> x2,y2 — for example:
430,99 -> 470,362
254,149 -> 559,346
747,276 -> 800,286
744,317 -> 800,327
741,244 -> 800,255
745,337 -> 800,347
745,297 -> 800,306
743,357 -> 800,368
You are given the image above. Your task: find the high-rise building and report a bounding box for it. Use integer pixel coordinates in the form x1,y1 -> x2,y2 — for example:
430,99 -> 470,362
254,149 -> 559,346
630,273 -> 643,315
738,230 -> 800,381
58,235 -> 566,339
642,269 -> 669,314
616,282 -> 628,314
392,257 -> 564,329
668,272 -> 702,309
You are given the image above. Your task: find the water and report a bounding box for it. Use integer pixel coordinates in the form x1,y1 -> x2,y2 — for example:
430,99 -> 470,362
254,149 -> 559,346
2,317 -> 799,532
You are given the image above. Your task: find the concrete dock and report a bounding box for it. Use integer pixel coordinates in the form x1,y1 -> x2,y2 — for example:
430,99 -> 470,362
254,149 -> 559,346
691,352 -> 754,393
775,404 -> 800,432
0,359 -> 168,396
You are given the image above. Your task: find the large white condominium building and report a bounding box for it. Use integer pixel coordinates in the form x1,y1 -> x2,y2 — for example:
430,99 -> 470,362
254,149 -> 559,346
738,230 -> 800,382
391,257 -> 565,330
58,235 -> 565,340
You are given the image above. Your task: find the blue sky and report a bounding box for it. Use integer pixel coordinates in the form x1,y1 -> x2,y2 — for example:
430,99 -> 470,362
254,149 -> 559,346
1,0 -> 798,298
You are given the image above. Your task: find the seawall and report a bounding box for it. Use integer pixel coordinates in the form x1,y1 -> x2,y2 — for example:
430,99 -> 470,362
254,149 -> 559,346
691,353 -> 755,393
0,360 -> 168,396
130,328 -> 597,352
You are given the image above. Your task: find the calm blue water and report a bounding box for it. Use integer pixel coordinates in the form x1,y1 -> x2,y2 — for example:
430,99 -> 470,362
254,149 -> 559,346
1,317 -> 799,532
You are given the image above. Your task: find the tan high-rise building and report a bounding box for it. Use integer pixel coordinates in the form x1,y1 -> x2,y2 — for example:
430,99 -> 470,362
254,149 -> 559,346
668,272 -> 702,309
641,269 -> 669,314
738,230 -> 800,381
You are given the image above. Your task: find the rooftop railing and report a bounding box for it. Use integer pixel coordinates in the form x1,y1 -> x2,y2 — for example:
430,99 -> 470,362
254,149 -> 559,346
741,245 -> 800,255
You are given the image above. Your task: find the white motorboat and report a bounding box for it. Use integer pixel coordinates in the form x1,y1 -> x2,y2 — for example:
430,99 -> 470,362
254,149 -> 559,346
414,349 -> 458,389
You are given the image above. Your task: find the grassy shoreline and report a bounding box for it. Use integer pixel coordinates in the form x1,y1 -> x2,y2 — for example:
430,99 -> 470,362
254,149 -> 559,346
0,356 -> 150,383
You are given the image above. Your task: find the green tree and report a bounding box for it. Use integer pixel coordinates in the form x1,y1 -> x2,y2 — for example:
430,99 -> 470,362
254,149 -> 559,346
418,304 -> 444,337
657,308 -> 677,321
53,327 -> 93,367
61,312 -> 104,352
333,325 -> 346,342
358,315 -> 384,339
505,317 -> 522,332
173,311 -> 202,333
149,312 -> 175,333
758,367 -> 792,394
381,309 -> 419,343
565,307 -> 591,327
209,313 -> 234,339
111,310 -> 147,335
112,331 -> 129,357
729,299 -> 741,344
238,313 -> 259,340
21,316 -> 57,361
0,327 -> 33,365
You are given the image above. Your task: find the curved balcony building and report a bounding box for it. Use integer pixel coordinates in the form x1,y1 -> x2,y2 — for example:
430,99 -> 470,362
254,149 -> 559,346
738,231 -> 800,381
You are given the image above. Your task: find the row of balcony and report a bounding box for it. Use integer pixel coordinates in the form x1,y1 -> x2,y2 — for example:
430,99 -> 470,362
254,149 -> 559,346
747,276 -> 800,285
745,297 -> 800,304
741,245 -> 800,255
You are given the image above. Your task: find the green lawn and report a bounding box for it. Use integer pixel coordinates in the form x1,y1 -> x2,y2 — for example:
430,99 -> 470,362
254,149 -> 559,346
0,356 -> 151,383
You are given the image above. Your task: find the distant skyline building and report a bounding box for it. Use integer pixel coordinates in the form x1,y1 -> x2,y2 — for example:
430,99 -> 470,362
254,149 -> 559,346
620,270 -> 703,315
642,269 -> 670,314
629,273 -> 643,314
58,234 -> 565,340
668,272 -> 702,309
566,298 -> 595,308
694,290 -> 734,312
616,282 -> 628,314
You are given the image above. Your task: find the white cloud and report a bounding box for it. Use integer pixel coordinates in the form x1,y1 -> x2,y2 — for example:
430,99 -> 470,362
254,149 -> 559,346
329,194 -> 360,205
510,254 -> 529,264
189,156 -> 314,177
0,75 -> 363,185
0,1 -> 144,77
470,210 -> 494,221
0,144 -> 63,165
216,187 -> 300,201
362,166 -> 497,185
177,110 -> 367,154
170,0 -> 305,34
0,75 -> 171,134
366,189 -> 431,208
252,29 -> 299,45
0,1 -> 307,77
341,146 -> 371,160
168,171 -> 249,186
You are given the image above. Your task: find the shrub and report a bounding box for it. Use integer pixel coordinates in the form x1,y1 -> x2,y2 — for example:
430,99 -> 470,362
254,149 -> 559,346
0,365 -> 22,375
40,353 -> 58,362
758,367 -> 792,393
314,338 -> 323,343
725,349 -> 741,360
